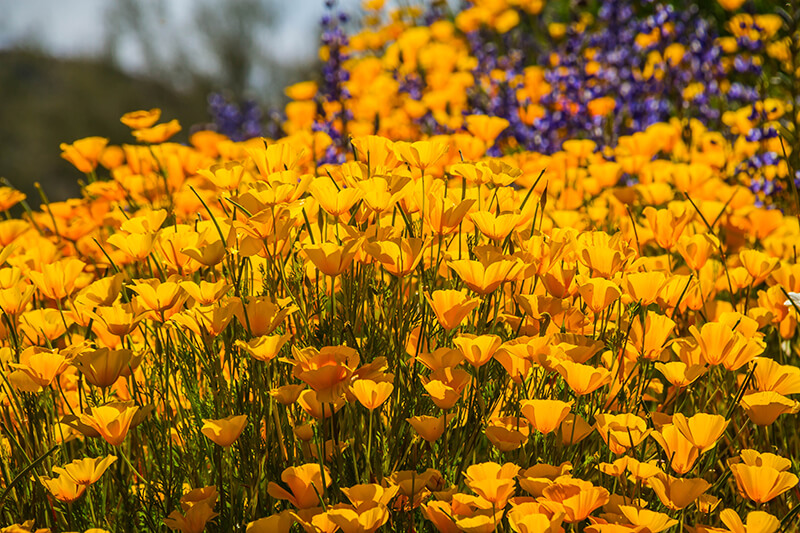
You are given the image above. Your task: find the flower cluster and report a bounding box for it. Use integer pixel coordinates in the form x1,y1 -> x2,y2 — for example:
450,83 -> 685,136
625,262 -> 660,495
2,0 -> 800,531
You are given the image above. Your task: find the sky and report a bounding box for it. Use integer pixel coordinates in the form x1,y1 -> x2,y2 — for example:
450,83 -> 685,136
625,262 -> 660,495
0,0 -> 356,76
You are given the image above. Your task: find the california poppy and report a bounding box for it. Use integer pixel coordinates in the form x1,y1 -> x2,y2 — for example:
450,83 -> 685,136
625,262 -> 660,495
201,415 -> 247,447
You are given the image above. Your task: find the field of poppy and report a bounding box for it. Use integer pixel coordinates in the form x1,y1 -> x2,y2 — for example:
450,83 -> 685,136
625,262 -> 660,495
2,0 -> 800,531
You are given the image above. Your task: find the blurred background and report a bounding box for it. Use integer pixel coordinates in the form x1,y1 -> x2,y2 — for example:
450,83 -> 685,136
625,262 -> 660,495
0,0 -> 354,204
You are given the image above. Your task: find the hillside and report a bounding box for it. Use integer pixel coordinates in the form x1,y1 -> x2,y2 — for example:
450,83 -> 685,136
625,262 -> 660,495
0,50 -> 210,206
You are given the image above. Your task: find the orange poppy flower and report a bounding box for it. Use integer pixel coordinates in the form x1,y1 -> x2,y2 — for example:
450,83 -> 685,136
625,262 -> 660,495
365,237 -> 429,277
168,303 -> 230,341
308,177 -> 363,218
180,227 -> 230,267
350,379 -> 393,410
555,360 -> 612,396
55,455 -> 117,486
751,357 -> 800,395
197,161 -> 246,191
540,481 -> 610,523
729,463 -> 798,503
647,474 -> 710,510
357,176 -> 410,214
245,141 -> 303,177
201,415 -> 247,447
394,140 -> 450,170
577,277 -> 622,314
130,279 -> 186,317
485,416 -> 530,451
245,511 -> 295,533
60,136 -> 109,173
739,250 -> 779,286
740,391 -> 800,425
422,196 -> 476,236
73,348 -> 136,389
417,348 -> 464,370
507,506 -> 564,533
521,399 -> 573,435
234,295 -> 295,336
8,348 -> 70,391
180,279 -> 231,306
517,462 -> 574,498
469,210 -> 521,242
643,205 -> 691,250
290,508 -> 338,533
292,345 -> 360,403
268,464 -> 331,509
624,458 -> 662,482
350,135 -> 399,174
28,258 -> 86,300
595,413 -> 650,455
623,271 -> 667,306
578,245 -> 629,279
328,502 -> 390,533
560,414 -> 595,445
675,233 -> 718,271
269,384 -> 306,406
297,389 -> 346,419
651,424 -> 700,475
453,334 -> 502,368
407,414 -> 454,442
625,311 -> 676,361
425,290 -> 481,331
449,257 -> 523,295
39,473 -> 86,503
121,108 -> 161,129
164,501 -> 218,533
671,412 -> 727,453
0,284 -> 35,317
719,510 -> 779,533
390,468 -> 441,509
617,506 -> 678,533
78,402 -> 139,446
655,361 -> 706,388
493,341 -> 534,383
464,462 -> 521,509
421,500 -> 460,533
340,483 -> 398,509
421,368 -> 471,409
688,322 -> 737,366
132,119 -> 181,143
465,115 -> 509,144
93,301 -> 146,339
303,239 -> 363,278
0,219 -> 30,246
237,333 -> 291,363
